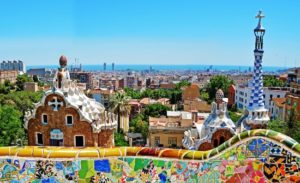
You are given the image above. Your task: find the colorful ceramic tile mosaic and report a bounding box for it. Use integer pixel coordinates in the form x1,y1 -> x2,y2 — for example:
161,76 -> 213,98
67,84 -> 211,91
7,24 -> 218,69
0,129 -> 300,182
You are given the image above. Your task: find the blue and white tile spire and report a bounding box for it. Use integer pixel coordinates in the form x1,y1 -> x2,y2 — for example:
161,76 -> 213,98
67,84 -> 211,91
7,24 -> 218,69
249,10 -> 266,110
237,11 -> 270,132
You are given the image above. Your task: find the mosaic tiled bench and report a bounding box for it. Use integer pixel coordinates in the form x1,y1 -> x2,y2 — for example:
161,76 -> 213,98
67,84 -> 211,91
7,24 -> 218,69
0,129 -> 299,182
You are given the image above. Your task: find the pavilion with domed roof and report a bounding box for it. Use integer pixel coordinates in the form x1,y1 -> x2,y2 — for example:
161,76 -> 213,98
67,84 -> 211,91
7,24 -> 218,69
24,56 -> 117,147
183,89 -> 237,150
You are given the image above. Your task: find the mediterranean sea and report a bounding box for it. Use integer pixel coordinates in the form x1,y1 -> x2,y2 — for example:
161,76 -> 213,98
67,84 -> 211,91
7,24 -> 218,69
27,64 -> 286,72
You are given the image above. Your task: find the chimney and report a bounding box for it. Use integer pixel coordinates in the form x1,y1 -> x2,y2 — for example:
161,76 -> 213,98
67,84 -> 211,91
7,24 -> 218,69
191,110 -> 198,123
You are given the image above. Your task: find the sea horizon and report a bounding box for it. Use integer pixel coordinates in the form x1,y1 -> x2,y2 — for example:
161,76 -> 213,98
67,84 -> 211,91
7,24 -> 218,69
26,64 -> 288,72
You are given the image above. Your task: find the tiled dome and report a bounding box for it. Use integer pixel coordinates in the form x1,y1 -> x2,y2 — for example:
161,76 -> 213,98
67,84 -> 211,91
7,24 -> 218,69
59,55 -> 67,67
216,89 -> 224,102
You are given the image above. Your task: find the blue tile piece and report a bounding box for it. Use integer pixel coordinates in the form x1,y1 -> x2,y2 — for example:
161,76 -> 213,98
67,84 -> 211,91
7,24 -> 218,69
94,159 -> 111,173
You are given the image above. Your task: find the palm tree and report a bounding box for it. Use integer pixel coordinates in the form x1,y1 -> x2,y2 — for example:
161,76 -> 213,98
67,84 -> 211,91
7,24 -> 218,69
109,91 -> 131,133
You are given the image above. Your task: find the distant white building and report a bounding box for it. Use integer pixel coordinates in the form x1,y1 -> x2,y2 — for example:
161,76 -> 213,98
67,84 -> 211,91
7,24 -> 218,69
269,98 -> 286,120
235,85 -> 288,114
0,60 -> 26,73
124,71 -> 138,88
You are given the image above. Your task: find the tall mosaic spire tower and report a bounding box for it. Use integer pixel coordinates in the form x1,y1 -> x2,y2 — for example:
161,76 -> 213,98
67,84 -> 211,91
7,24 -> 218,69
237,11 -> 270,131
249,11 -> 266,109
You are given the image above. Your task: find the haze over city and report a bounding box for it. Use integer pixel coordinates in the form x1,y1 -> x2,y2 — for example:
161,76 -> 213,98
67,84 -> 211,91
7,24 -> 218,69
0,0 -> 299,67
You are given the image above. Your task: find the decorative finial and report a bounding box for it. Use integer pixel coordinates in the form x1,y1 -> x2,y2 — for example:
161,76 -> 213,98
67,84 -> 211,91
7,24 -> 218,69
59,55 -> 68,68
255,10 -> 265,20
255,10 -> 265,31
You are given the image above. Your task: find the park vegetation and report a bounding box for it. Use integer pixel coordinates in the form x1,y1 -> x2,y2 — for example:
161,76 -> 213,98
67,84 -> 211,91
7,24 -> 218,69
201,75 -> 234,103
124,80 -> 190,104
0,74 -> 43,146
268,108 -> 300,142
263,75 -> 285,87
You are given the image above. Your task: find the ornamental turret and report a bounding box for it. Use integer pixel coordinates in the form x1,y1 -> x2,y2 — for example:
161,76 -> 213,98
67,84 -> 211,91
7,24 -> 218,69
53,55 -> 71,91
249,10 -> 266,109
237,11 -> 270,132
254,11 -> 265,50
182,89 -> 236,150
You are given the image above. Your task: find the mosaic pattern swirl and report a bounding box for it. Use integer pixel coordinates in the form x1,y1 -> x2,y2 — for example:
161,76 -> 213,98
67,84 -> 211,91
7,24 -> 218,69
0,129 -> 299,182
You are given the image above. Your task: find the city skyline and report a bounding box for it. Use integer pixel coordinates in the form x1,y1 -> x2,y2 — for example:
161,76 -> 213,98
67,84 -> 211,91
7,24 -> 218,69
0,1 -> 299,67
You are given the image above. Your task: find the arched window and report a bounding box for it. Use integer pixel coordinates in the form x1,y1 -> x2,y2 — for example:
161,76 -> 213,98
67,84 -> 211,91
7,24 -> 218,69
41,114 -> 48,124
213,139 -> 218,147
220,136 -> 225,145
66,115 -> 73,125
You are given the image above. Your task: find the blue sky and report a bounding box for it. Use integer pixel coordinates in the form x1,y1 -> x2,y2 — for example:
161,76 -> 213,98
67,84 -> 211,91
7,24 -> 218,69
0,0 -> 299,67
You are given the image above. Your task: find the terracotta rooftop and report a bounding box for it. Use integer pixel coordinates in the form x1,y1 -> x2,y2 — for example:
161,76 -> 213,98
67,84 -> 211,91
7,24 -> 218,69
182,84 -> 200,100
129,100 -> 140,106
159,83 -> 176,89
140,98 -> 157,105
157,98 -> 170,103
272,98 -> 286,108
89,89 -> 114,95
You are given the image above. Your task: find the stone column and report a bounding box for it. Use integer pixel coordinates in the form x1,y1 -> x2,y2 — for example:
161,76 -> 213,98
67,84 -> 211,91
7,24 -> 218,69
93,133 -> 99,147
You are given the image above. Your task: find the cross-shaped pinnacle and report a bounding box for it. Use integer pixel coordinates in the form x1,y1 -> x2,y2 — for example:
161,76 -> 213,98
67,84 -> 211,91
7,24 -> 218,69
255,10 -> 265,27
256,10 -> 265,20
48,97 -> 64,111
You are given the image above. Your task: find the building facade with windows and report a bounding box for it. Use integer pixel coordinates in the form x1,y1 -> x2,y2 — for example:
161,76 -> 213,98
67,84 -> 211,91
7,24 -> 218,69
0,60 -> 26,73
124,71 -> 138,89
89,89 -> 115,109
148,111 -> 205,148
24,56 -> 117,147
0,70 -> 18,84
24,82 -> 39,92
69,71 -> 93,89
227,84 -> 236,108
235,85 -> 288,114
285,82 -> 300,121
270,98 -> 286,120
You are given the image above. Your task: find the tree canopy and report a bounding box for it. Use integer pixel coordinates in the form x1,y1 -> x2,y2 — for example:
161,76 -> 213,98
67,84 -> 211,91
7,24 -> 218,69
0,91 -> 43,114
129,114 -> 149,138
0,77 -> 44,147
109,92 -> 131,132
263,75 -> 285,87
175,80 -> 190,90
124,81 -> 190,105
16,74 -> 33,91
129,103 -> 171,140
228,111 -> 242,123
109,92 -> 131,116
0,105 -> 25,146
205,75 -> 234,101
143,103 -> 171,120
114,132 -> 129,146
268,108 -> 300,143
